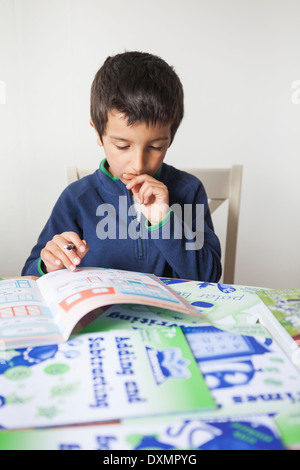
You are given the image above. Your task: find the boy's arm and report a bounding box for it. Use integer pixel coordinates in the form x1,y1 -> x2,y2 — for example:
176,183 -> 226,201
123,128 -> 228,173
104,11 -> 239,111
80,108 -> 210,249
21,187 -> 85,277
145,183 -> 222,282
124,171 -> 221,282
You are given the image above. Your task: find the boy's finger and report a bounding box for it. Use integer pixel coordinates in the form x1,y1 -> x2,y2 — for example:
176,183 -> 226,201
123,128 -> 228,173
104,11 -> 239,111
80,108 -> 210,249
76,240 -> 89,258
60,242 -> 83,269
135,180 -> 165,205
62,232 -> 88,254
63,240 -> 89,260
49,239 -> 81,271
41,249 -> 63,272
139,186 -> 155,205
124,173 -> 152,189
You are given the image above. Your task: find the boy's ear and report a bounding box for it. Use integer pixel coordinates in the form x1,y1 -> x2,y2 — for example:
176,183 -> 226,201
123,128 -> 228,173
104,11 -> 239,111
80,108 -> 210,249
89,120 -> 103,147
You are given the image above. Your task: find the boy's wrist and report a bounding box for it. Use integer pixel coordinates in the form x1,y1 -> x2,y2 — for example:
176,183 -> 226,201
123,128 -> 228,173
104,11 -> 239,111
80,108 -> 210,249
38,258 -> 47,276
145,210 -> 172,231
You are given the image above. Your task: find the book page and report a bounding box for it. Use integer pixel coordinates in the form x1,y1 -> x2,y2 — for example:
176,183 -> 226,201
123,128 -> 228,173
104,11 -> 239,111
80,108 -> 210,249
258,289 -> 300,344
77,280 -> 271,337
36,268 -> 201,339
256,289 -> 300,372
0,413 -> 284,450
0,327 -> 216,430
0,278 -> 61,348
77,303 -> 207,336
182,325 -> 300,415
162,278 -> 269,328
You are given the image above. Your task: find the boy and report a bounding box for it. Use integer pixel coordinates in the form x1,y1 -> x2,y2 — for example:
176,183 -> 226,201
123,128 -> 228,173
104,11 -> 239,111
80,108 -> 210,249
22,51 -> 222,282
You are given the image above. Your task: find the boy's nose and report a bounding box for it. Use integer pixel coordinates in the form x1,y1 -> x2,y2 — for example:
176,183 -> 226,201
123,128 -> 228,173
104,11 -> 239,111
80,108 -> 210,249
132,151 -> 145,173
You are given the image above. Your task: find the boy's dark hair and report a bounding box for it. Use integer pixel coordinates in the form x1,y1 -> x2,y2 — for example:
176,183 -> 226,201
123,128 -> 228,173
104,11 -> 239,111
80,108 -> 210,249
90,51 -> 184,145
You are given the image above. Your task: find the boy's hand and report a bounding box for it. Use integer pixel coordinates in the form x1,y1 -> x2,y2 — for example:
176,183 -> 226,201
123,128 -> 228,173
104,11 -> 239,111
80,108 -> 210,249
124,173 -> 170,226
40,232 -> 89,273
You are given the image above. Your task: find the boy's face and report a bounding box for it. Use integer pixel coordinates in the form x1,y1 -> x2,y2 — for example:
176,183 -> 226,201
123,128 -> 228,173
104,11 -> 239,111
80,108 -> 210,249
93,110 -> 172,184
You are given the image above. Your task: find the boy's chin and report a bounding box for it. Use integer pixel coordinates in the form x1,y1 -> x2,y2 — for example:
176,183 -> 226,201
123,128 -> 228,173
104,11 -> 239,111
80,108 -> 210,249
119,176 -> 128,184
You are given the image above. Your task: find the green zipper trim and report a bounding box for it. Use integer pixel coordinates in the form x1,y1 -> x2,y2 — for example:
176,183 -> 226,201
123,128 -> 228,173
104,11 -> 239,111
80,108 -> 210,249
154,165 -> 162,178
100,159 -> 120,181
38,258 -> 46,276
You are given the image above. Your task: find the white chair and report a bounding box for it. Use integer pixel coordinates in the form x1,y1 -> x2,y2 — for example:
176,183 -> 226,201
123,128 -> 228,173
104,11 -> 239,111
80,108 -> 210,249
66,164 -> 243,284
181,166 -> 243,285
66,166 -> 93,183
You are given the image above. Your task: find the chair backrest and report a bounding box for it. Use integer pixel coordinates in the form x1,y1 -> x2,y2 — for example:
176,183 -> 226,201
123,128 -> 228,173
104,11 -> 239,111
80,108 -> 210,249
66,164 -> 243,284
66,166 -> 93,183
181,166 -> 243,285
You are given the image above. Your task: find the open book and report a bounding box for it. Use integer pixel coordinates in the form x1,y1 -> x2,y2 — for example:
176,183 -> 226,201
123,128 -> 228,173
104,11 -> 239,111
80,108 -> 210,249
0,267 -> 201,349
0,327 -> 216,430
257,289 -> 300,371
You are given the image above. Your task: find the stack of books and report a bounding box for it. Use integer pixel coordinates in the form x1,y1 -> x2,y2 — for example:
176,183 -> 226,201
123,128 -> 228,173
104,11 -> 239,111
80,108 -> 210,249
0,268 -> 299,450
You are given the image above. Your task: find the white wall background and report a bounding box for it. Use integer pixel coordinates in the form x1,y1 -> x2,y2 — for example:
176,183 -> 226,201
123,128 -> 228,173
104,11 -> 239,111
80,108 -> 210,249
0,0 -> 299,288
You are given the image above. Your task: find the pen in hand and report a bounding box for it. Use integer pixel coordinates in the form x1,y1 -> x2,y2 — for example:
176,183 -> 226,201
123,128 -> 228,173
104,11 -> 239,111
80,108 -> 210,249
63,243 -> 76,252
41,232 -> 89,273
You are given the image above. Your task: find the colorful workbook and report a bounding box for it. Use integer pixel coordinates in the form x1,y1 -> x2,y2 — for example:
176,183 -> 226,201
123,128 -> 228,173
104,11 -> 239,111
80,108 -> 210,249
0,413 -> 285,450
163,278 -> 268,328
257,289 -> 300,371
181,325 -> 300,416
80,312 -> 300,421
0,327 -> 216,430
0,268 -> 200,349
79,279 -> 269,337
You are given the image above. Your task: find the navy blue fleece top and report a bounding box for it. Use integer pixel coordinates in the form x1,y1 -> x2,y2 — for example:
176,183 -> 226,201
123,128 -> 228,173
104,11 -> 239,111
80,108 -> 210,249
22,160 -> 222,282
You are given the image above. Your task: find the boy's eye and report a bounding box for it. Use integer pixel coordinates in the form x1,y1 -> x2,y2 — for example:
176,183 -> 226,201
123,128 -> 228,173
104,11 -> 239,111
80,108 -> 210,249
149,146 -> 163,151
116,145 -> 163,151
116,145 -> 129,150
